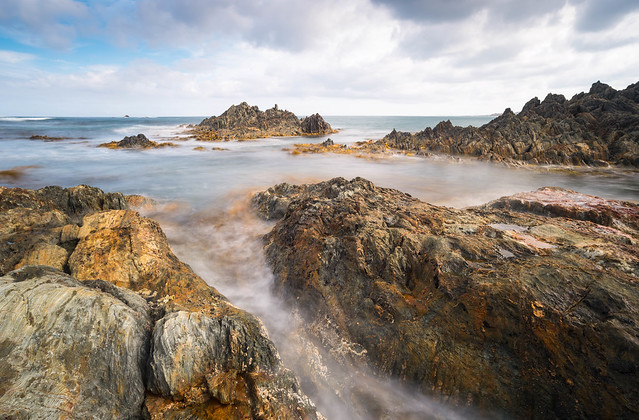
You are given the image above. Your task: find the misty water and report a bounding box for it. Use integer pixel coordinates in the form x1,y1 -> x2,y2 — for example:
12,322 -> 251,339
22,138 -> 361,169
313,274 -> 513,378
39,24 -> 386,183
2,116 -> 638,419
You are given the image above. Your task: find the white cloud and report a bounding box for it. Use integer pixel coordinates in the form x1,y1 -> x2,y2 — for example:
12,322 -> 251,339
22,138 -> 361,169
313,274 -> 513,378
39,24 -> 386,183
0,0 -> 90,49
0,50 -> 35,63
0,0 -> 638,116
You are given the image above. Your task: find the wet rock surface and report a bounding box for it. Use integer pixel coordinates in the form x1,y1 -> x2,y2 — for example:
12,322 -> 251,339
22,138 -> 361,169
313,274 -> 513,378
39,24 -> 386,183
193,102 -> 335,140
254,177 -> 639,418
0,185 -> 320,419
375,81 -> 639,166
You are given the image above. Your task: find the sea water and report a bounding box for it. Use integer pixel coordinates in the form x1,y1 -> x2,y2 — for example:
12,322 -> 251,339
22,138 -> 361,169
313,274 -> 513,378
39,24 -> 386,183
1,115 -> 638,419
1,115 -> 637,208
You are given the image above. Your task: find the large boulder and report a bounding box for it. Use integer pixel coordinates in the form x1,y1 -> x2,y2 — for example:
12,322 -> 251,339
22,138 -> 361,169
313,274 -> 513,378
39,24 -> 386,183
0,185 -> 127,275
0,266 -> 151,419
254,177 -> 639,418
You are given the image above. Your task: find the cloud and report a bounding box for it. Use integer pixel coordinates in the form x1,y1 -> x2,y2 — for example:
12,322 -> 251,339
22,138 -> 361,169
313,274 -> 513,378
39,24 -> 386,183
370,0 -> 567,25
574,0 -> 639,32
0,0 -> 89,49
0,0 -> 638,117
99,0 -> 373,52
0,50 -> 35,63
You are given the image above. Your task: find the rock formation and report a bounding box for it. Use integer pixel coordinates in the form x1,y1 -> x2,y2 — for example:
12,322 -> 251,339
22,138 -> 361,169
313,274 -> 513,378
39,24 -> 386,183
193,102 -> 336,140
99,133 -> 176,149
253,177 -> 639,418
0,185 -> 320,419
375,81 -> 639,166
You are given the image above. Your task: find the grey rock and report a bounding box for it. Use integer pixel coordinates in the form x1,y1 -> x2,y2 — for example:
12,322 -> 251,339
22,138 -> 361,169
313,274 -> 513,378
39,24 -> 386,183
0,266 -> 151,419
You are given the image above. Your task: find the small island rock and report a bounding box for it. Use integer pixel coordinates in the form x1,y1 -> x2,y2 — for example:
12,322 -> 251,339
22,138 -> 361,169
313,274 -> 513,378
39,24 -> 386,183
193,102 -> 335,141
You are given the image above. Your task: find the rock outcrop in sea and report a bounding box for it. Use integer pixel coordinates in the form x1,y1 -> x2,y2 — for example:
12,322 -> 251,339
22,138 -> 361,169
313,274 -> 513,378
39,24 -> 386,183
99,133 -> 176,149
193,102 -> 336,140
0,185 -> 320,419
252,177 -> 639,418
375,81 -> 639,166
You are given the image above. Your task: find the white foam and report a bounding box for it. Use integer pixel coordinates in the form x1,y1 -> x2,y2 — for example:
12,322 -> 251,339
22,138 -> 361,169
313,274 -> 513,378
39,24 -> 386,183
112,124 -> 188,139
0,117 -> 52,122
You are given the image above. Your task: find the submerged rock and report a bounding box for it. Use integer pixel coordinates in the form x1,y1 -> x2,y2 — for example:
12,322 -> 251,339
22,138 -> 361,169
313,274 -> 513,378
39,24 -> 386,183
375,80 -> 639,166
253,177 -> 639,418
0,185 -> 321,419
193,102 -> 335,140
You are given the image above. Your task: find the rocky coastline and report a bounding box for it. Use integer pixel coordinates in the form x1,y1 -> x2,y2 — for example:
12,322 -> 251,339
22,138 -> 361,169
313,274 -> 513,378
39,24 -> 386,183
0,185 -> 320,419
190,102 -> 336,141
252,177 -> 639,418
371,81 -> 639,167
2,178 -> 638,418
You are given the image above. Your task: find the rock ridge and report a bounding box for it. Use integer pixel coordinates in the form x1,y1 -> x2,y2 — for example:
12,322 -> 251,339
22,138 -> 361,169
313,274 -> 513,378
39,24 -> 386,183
375,81 -> 639,166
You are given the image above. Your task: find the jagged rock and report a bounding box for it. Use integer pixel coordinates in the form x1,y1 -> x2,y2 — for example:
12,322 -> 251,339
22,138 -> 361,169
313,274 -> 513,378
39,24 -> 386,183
254,177 -> 639,418
0,185 -> 321,419
301,114 -> 333,134
99,133 -> 176,149
321,138 -> 334,146
0,266 -> 151,418
193,102 -> 335,140
375,81 -> 639,166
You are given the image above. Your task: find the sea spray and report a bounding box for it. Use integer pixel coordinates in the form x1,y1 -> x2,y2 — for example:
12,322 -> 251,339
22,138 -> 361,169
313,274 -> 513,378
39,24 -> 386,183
148,193 -> 470,420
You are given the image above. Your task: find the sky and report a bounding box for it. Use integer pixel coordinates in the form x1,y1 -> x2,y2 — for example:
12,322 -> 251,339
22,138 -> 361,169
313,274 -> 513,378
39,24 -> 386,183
0,0 -> 638,117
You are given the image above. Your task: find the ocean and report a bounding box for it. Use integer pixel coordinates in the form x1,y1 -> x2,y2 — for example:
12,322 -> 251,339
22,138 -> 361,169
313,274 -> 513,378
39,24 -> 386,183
1,115 -> 638,419
1,115 -> 637,208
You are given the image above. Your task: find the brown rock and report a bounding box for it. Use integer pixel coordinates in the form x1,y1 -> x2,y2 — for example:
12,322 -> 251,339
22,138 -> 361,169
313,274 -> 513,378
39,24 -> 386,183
16,243 -> 68,271
254,177 -> 639,418
0,185 -> 126,275
99,133 -> 177,149
0,185 -> 321,419
193,102 -> 335,140
301,114 -> 335,134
